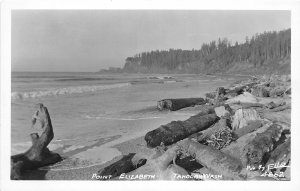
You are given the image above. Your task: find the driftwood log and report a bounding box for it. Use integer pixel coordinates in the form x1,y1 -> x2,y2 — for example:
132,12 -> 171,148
265,137 -> 290,180
11,103 -> 62,180
266,137 -> 290,167
222,123 -> 283,168
269,104 -> 291,112
232,120 -> 263,139
222,122 -> 272,166
176,139 -> 245,180
145,109 -> 219,147
157,98 -> 206,111
97,153 -> 147,179
242,124 -> 283,167
226,82 -> 258,95
120,145 -> 190,180
125,139 -> 244,180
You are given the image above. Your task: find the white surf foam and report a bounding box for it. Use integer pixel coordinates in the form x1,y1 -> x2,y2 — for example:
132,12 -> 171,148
11,83 -> 131,99
84,115 -> 163,121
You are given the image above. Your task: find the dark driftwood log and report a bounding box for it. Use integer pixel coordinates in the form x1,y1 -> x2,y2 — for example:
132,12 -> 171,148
177,139 -> 244,180
11,104 -> 62,180
157,98 -> 206,111
242,124 -> 283,167
97,153 -> 147,179
145,111 -> 219,148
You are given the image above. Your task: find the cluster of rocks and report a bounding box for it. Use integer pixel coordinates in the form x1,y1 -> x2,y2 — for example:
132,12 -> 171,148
97,75 -> 291,180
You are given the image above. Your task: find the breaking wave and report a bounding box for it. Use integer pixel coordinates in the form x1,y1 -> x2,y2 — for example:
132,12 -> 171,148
12,83 -> 131,100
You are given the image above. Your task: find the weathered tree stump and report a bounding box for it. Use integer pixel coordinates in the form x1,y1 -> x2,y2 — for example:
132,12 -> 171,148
157,98 -> 206,111
231,108 -> 261,130
11,103 -> 62,180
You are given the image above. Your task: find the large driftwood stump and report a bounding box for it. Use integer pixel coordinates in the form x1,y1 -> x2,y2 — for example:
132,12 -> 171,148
11,103 -> 62,180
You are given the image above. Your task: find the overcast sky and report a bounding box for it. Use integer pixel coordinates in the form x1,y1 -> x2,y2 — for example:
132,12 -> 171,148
12,10 -> 291,72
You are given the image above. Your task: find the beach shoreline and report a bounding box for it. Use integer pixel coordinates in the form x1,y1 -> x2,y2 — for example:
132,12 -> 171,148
13,74 -> 291,180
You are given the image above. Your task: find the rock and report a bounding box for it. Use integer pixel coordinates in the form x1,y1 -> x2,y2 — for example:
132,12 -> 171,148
231,108 -> 261,130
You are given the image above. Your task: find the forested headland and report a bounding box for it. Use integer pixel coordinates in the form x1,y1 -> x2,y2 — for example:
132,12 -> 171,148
100,29 -> 290,75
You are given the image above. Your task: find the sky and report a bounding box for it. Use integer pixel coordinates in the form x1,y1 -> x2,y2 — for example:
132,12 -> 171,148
11,10 -> 291,72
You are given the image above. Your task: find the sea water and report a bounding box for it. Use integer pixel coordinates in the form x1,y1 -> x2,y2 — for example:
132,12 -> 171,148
11,72 -> 243,169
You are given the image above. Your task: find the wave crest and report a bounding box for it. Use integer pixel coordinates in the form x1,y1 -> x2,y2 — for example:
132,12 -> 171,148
12,83 -> 130,99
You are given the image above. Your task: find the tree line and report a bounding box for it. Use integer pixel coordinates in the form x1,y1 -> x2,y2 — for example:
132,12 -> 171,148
122,28 -> 290,73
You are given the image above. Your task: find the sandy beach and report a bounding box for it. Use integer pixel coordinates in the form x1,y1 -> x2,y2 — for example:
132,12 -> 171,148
15,74 -> 291,181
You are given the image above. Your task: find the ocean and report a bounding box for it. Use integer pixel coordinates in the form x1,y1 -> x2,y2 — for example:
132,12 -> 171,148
11,72 -> 244,170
